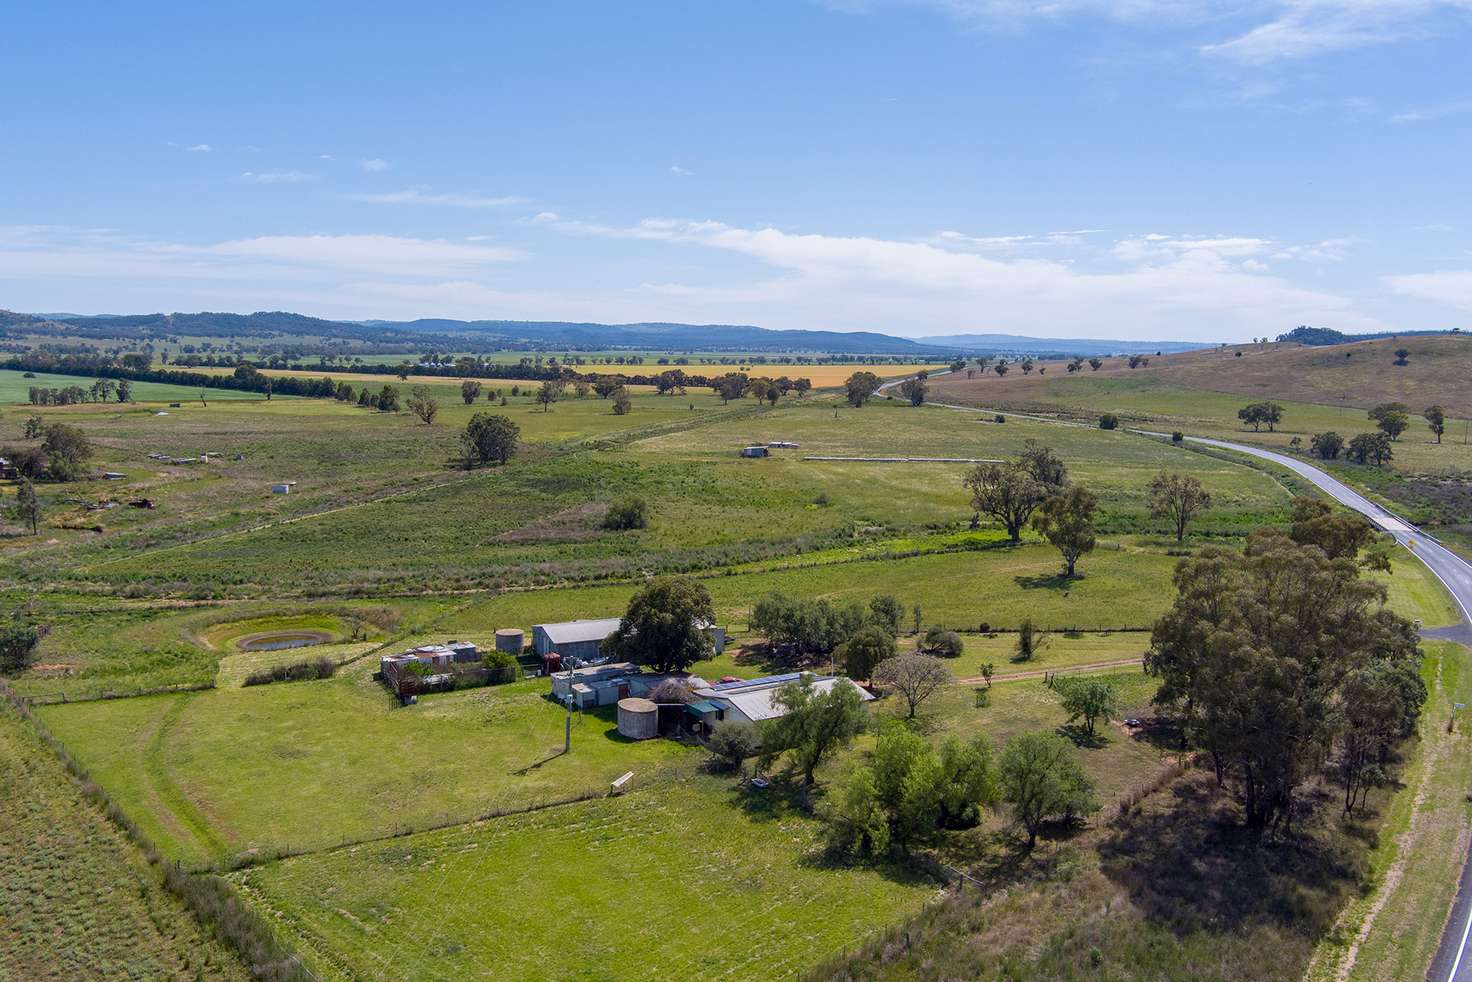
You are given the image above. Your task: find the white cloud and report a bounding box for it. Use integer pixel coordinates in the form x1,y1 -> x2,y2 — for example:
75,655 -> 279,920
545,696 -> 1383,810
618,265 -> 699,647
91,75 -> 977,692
832,1 -> 1472,62
1386,269 -> 1472,310
344,187 -> 524,208
240,170 -> 316,184
319,153 -> 335,160
1272,237 -> 1360,261
1391,96 -> 1472,122
0,226 -> 519,284
187,143 -> 212,153
670,165 -> 694,177
1204,1 -> 1472,62
361,158 -> 390,172
204,234 -> 521,275
539,214 -> 1382,338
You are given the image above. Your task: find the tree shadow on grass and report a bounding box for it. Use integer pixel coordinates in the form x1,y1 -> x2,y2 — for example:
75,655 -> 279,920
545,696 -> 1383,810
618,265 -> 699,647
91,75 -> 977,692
1014,573 -> 1074,591
1098,773 -> 1363,939
725,774 -> 814,824
1056,723 -> 1108,749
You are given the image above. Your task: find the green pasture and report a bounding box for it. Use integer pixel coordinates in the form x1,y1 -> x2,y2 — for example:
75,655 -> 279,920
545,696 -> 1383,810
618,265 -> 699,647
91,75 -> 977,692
231,775 -> 937,982
7,597 -> 453,701
936,373 -> 1472,477
1,388 -> 755,579
45,396 -> 1289,596
0,368 -> 284,404
37,669 -> 700,866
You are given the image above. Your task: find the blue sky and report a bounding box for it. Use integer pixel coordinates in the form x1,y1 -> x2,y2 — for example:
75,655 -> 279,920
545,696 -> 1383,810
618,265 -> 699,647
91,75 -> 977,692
3,1 -> 1471,341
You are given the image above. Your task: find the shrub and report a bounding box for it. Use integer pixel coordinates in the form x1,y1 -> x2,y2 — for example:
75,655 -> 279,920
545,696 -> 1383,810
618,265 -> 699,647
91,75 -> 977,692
243,656 -> 335,686
603,496 -> 649,531
922,626 -> 964,658
1098,414 -> 1119,430
0,623 -> 40,674
994,414 -> 1006,424
1171,431 -> 1183,443
708,719 -> 762,772
483,650 -> 519,685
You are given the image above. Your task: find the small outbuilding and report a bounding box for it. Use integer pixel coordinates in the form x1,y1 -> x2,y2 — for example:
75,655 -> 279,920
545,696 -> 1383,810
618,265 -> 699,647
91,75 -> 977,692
617,698 -> 659,740
271,481 -> 296,494
740,446 -> 770,458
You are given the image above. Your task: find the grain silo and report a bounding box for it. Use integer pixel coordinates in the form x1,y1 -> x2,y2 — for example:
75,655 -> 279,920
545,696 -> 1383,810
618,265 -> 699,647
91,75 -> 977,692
495,628 -> 525,656
617,697 -> 658,740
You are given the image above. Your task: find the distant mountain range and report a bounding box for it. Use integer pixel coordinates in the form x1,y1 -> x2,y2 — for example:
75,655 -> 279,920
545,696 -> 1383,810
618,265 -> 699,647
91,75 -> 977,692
912,333 -> 1213,356
8,307 -> 1214,356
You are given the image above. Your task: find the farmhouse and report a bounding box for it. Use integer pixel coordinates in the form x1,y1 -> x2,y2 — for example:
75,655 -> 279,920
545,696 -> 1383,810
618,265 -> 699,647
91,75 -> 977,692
692,673 -> 873,727
532,617 -> 726,665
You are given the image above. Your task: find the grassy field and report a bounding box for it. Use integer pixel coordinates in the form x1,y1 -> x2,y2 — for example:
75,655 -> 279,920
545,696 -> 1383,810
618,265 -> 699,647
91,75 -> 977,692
222,665 -> 1166,982
232,775 -> 939,982
950,334 -> 1472,419
0,368 -> 285,403
37,668 -> 702,866
930,370 -> 1472,478
6,335 -> 1470,980
0,700 -> 246,980
0,392 -> 1293,610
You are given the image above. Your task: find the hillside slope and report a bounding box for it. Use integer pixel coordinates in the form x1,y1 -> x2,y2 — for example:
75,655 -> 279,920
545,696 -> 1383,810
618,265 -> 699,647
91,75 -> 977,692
938,334 -> 1472,418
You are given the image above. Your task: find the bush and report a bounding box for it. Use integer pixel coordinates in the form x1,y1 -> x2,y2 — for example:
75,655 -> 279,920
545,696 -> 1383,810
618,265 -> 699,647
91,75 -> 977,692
0,623 -> 40,674
242,656 -> 335,687
994,414 -> 1006,424
603,496 -> 649,530
1099,414 -> 1119,430
1171,431 -> 1183,443
922,626 -> 964,658
483,650 -> 519,685
708,719 -> 762,772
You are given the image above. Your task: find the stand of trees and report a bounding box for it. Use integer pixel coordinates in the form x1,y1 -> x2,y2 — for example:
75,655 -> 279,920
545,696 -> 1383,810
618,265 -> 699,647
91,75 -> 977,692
1145,530 -> 1424,829
822,728 -> 997,858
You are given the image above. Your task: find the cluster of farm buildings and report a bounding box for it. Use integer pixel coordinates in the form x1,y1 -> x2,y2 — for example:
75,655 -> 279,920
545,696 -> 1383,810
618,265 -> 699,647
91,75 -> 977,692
377,615 -> 870,740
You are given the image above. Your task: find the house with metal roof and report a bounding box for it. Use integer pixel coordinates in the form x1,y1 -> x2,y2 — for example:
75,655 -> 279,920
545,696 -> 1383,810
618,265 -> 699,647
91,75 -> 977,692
691,673 -> 872,727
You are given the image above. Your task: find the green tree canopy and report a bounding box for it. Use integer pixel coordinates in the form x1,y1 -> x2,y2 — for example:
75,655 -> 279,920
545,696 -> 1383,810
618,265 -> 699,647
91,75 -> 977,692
998,731 -> 1098,848
603,576 -> 717,674
461,413 -> 520,467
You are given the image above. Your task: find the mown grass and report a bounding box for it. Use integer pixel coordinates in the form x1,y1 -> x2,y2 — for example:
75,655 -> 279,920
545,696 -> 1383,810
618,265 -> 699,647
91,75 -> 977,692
0,699 -> 247,979
231,774 -> 938,982
37,668 -> 702,866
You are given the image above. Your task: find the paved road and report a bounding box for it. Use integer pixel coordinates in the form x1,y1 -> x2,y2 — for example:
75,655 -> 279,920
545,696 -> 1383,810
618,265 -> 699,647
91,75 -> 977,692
1158,433 -> 1472,982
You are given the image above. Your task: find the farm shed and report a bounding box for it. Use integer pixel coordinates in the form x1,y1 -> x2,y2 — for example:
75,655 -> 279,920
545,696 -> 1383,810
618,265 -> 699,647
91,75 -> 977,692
271,481 -> 296,494
692,673 -> 873,727
532,617 -> 726,664
740,446 -> 769,458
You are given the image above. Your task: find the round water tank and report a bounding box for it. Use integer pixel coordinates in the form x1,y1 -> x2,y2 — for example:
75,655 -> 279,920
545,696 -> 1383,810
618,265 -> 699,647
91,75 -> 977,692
617,697 -> 659,740
495,628 -> 525,655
